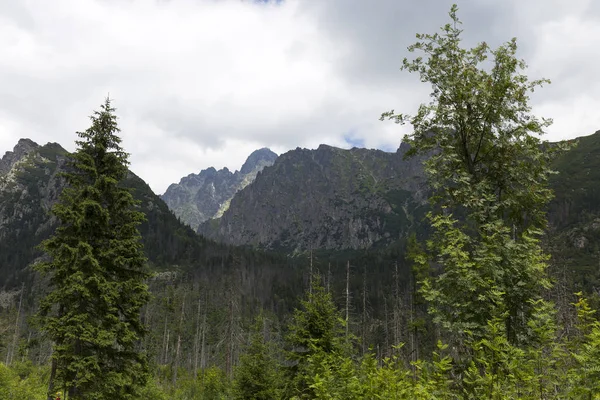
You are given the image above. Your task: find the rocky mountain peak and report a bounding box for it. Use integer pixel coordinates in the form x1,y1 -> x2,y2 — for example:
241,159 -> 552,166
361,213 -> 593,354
161,147 -> 278,229
0,138 -> 40,177
240,148 -> 278,174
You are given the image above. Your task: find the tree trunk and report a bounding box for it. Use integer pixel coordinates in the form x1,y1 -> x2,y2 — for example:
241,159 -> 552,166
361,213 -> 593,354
47,356 -> 57,400
6,283 -> 24,365
172,298 -> 185,386
393,261 -> 401,348
327,262 -> 331,293
200,312 -> 207,370
362,265 -> 367,355
345,261 -> 351,338
309,249 -> 313,296
161,314 -> 168,365
193,298 -> 202,378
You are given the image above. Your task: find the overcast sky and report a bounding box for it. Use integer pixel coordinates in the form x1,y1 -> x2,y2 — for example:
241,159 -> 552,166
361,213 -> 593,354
1,0 -> 599,194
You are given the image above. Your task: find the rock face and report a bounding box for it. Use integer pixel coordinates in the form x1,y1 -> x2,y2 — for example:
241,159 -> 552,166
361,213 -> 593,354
0,139 -> 40,177
160,148 -> 278,229
0,139 -> 69,287
198,144 -> 428,252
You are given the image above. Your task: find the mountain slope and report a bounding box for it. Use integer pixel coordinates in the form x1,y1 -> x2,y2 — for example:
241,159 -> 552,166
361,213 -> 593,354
198,144 -> 428,252
0,140 -> 281,292
197,132 -> 600,259
161,148 -> 277,229
0,139 -> 67,287
547,131 -> 600,292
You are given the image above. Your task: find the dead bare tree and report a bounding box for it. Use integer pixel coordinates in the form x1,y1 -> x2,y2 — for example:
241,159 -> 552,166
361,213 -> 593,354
5,283 -> 24,365
172,296 -> 186,386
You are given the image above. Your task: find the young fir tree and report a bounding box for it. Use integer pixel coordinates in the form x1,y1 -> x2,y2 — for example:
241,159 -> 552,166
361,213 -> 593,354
233,313 -> 282,400
382,3 -> 567,370
284,275 -> 347,399
36,98 -> 151,400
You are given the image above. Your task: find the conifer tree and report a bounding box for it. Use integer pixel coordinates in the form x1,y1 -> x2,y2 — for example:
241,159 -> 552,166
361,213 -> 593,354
233,313 -> 282,400
285,275 -> 347,398
36,98 -> 151,400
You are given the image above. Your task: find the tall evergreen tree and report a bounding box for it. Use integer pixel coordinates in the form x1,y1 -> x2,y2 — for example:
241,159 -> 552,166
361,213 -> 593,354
284,275 -> 347,398
233,313 -> 282,400
36,98 -> 151,400
382,4 -> 567,362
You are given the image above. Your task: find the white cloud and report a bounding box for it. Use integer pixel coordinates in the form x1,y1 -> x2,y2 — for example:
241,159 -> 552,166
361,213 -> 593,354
0,0 -> 598,193
527,7 -> 600,139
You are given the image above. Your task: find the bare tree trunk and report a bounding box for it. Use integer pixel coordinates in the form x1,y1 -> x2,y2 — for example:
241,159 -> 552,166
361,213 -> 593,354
383,298 -> 390,360
226,296 -> 235,378
410,267 -> 418,365
193,298 -> 202,378
161,315 -> 169,365
164,330 -> 170,365
309,249 -> 314,296
6,283 -> 24,365
172,298 -> 185,386
345,261 -> 351,338
393,261 -> 401,348
362,265 -> 368,355
200,311 -> 207,370
22,331 -> 32,362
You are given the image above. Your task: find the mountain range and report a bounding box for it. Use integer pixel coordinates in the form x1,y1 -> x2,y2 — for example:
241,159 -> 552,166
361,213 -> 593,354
198,143 -> 428,252
2,131 -> 600,297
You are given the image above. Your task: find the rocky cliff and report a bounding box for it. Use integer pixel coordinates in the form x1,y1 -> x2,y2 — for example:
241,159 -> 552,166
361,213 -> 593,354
160,148 -> 277,229
0,139 -> 69,287
198,144 -> 429,252
545,131 -> 600,292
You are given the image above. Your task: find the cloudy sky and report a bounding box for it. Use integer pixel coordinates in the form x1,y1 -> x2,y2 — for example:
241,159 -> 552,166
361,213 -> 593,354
1,0 -> 599,194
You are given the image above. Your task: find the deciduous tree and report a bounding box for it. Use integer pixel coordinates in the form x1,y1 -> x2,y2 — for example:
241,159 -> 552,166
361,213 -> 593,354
383,4 -> 565,349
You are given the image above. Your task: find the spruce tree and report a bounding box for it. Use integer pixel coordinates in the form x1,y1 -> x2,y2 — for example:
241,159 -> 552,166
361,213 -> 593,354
233,314 -> 282,400
284,275 -> 347,398
36,98 -> 151,400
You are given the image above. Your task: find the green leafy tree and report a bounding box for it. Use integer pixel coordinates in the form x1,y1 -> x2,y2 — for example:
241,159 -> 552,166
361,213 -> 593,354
0,361 -> 47,399
567,294 -> 600,398
36,98 -> 151,399
357,343 -> 453,399
383,4 -> 565,354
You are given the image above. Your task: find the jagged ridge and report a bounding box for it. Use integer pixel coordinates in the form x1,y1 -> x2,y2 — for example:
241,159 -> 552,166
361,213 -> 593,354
160,148 -> 277,229
198,144 -> 428,252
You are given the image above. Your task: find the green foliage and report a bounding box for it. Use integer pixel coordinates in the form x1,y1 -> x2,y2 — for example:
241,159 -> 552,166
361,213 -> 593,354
285,275 -> 348,398
523,299 -> 567,397
0,362 -> 47,400
198,366 -> 231,399
286,277 -> 347,357
299,349 -> 363,400
567,293 -> 600,398
382,3 -> 566,353
354,343 -> 454,399
233,314 -> 282,400
35,98 -> 151,399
